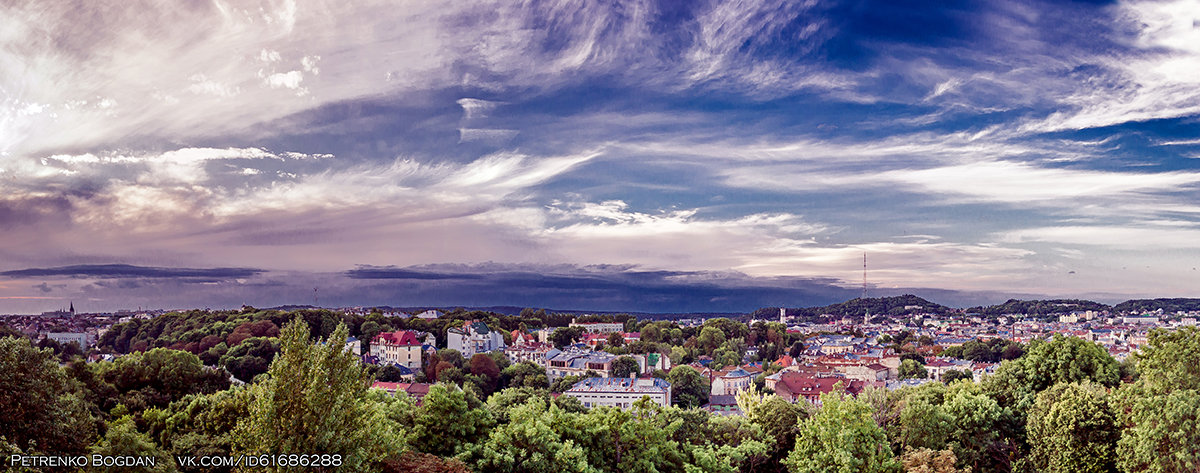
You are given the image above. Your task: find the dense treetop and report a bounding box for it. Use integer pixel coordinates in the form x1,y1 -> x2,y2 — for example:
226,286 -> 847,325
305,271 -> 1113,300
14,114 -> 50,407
1111,298 -> 1200,314
966,299 -> 1112,317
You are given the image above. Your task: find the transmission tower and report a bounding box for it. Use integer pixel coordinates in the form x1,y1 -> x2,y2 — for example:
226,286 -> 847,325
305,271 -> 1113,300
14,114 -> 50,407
862,252 -> 868,299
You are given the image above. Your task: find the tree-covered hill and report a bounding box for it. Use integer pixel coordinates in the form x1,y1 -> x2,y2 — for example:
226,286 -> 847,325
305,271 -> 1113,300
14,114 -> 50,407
749,295 -> 952,321
966,299 -> 1111,317
1111,298 -> 1200,314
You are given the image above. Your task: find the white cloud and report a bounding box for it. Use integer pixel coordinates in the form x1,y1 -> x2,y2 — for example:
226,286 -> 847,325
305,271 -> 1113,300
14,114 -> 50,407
1157,139 -> 1200,146
1019,0 -> 1200,133
301,55 -> 320,75
880,160 -> 1200,203
263,70 -> 304,91
29,147 -> 323,185
458,128 -> 519,143
259,49 -> 282,63
457,98 -> 501,119
186,74 -> 239,97
1001,225 -> 1200,249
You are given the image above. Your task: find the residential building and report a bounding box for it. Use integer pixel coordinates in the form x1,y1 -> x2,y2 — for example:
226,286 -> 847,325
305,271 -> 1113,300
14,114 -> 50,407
563,377 -> 672,409
345,336 -> 362,356
46,332 -> 91,347
370,382 -> 433,404
546,349 -> 618,381
838,363 -> 890,383
569,320 -> 624,334
923,358 -> 970,382
702,394 -> 742,416
772,372 -> 864,405
447,320 -> 506,358
709,367 -> 755,396
370,330 -> 423,370
505,342 -> 557,365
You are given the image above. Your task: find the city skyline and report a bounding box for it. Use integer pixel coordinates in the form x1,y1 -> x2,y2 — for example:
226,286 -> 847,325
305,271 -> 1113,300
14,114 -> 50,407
3,0 -> 1200,313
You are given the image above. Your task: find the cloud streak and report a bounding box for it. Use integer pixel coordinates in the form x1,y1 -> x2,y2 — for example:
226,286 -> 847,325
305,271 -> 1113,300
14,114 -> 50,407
0,264 -> 264,279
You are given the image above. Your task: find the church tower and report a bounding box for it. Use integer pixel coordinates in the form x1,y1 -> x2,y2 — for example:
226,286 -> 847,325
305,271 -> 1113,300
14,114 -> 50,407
69,301 -> 75,316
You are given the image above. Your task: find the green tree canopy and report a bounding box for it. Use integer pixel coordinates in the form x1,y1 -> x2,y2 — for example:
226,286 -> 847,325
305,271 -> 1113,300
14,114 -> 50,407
407,383 -> 493,457
985,334 -> 1119,410
93,348 -> 230,413
667,365 -> 710,408
551,327 -> 585,348
88,416 -> 178,473
899,359 -> 927,380
233,319 -> 401,471
141,387 -> 252,473
500,361 -> 549,389
785,391 -> 900,473
737,386 -> 806,472
0,336 -> 97,453
465,396 -> 594,473
1026,382 -> 1118,473
1115,327 -> 1200,473
610,356 -> 640,379
941,370 -> 973,384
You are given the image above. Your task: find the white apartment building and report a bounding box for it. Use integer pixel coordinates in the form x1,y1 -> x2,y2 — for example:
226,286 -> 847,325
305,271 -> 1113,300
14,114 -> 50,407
710,367 -> 755,396
447,320 -> 506,358
46,332 -> 92,347
563,377 -> 672,409
569,320 -> 625,334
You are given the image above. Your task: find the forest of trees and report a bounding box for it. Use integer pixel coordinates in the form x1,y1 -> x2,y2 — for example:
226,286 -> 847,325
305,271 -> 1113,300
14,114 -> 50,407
966,299 -> 1112,317
749,295 -> 954,321
3,310 -> 1200,472
1111,298 -> 1200,314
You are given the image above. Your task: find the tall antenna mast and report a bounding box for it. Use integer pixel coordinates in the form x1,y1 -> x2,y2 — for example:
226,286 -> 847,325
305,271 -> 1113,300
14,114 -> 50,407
862,252 -> 867,299
313,287 -> 319,307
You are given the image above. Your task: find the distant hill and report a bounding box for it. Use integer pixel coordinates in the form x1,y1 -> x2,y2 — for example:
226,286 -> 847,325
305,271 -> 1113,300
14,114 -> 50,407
749,294 -> 952,321
1113,298 -> 1200,314
966,299 -> 1110,317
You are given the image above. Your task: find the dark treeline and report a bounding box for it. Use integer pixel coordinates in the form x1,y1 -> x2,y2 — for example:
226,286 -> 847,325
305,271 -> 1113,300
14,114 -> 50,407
966,299 -> 1112,317
748,295 -> 953,321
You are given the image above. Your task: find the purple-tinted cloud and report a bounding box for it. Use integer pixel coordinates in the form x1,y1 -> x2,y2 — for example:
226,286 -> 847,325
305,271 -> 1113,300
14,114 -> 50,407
1,264 -> 263,280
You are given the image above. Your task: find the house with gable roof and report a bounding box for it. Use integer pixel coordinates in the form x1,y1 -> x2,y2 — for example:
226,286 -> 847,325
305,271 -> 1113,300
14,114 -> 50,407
370,330 -> 423,370
447,320 -> 506,358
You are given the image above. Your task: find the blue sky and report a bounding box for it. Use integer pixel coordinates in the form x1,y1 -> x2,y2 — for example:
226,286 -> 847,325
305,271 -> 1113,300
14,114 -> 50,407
2,0 -> 1200,313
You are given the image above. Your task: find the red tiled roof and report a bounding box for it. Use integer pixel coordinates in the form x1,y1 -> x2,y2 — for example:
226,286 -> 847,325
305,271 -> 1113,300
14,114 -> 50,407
372,330 -> 420,346
773,372 -> 864,402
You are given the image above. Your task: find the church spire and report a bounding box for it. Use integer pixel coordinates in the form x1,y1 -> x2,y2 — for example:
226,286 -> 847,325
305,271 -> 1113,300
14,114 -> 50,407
69,301 -> 75,314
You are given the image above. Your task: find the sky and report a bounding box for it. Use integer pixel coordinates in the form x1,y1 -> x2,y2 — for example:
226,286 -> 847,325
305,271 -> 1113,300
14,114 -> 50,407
3,0 -> 1200,314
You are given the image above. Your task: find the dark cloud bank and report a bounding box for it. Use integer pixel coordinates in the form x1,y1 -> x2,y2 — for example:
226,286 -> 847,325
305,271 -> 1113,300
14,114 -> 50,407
3,263 -> 1038,314
1,264 -> 264,280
